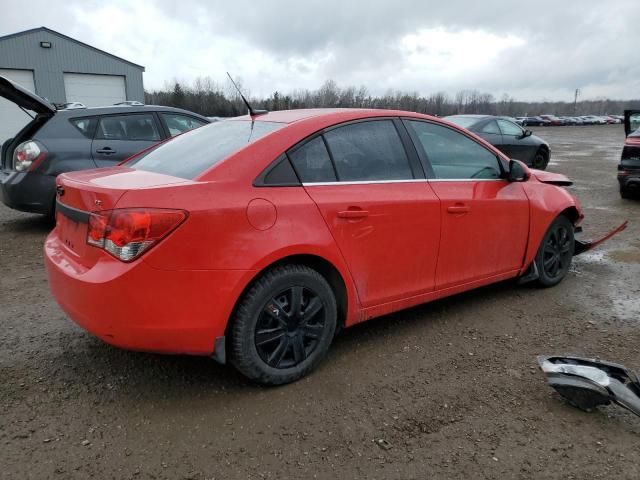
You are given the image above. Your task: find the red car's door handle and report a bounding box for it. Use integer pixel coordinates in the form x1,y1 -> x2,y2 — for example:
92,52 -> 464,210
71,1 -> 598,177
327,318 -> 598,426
447,204 -> 471,214
337,209 -> 369,219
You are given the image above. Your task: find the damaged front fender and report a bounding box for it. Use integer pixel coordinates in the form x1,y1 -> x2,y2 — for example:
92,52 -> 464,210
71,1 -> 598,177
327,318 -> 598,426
574,220 -> 628,255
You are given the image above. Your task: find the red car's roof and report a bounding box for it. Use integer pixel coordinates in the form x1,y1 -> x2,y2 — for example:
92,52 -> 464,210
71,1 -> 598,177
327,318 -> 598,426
233,108 -> 437,125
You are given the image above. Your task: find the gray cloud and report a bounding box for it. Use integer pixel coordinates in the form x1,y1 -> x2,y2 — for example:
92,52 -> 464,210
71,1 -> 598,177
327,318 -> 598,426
1,0 -> 639,100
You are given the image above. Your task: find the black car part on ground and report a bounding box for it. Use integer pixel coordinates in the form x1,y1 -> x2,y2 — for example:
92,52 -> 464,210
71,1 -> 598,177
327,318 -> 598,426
538,355 -> 640,417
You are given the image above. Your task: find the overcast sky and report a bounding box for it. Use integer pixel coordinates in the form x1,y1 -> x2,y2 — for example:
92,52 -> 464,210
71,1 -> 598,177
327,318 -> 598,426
2,0 -> 639,101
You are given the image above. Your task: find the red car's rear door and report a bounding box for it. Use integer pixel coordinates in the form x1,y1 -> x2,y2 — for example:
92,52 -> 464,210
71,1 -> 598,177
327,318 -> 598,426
404,119 -> 529,289
290,119 -> 441,308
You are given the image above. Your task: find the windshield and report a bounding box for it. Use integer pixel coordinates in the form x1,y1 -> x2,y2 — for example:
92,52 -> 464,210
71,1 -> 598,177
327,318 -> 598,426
445,116 -> 483,129
127,119 -> 283,179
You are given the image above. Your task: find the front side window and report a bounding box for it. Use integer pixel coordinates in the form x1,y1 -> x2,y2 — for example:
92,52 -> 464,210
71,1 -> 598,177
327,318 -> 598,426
96,114 -> 161,141
323,120 -> 413,181
497,119 -> 524,136
288,136 -> 336,182
128,120 -> 283,179
407,120 -> 502,180
161,113 -> 208,137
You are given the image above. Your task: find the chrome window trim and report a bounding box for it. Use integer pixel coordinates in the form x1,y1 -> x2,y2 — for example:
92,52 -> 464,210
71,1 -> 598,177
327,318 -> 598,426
302,179 -> 424,186
302,178 -> 506,186
428,178 -> 505,183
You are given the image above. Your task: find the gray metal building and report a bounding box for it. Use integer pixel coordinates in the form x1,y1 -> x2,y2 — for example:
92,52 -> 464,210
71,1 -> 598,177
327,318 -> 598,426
0,26 -> 145,141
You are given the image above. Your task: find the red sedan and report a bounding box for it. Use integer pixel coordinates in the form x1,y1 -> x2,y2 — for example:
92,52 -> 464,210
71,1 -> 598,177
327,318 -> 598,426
45,109 -> 609,384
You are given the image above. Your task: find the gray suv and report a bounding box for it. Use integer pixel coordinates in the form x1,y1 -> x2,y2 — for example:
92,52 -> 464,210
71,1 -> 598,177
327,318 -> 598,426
0,76 -> 209,218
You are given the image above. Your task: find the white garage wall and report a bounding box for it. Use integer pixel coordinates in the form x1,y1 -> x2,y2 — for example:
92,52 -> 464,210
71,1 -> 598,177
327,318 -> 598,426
63,73 -> 126,107
0,68 -> 37,145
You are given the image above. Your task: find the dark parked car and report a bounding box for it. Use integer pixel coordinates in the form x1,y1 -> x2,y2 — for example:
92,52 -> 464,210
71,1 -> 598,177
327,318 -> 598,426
0,76 -> 209,218
444,115 -> 551,169
539,115 -> 564,126
619,109 -> 640,199
519,116 -> 547,127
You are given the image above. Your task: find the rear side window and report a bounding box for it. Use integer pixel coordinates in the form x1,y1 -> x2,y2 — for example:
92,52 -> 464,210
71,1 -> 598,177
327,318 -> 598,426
96,114 -> 161,141
481,120 -> 501,135
128,120 -> 283,179
407,121 -> 502,180
289,136 -> 336,182
161,113 -> 208,137
324,120 -> 413,181
70,117 -> 97,138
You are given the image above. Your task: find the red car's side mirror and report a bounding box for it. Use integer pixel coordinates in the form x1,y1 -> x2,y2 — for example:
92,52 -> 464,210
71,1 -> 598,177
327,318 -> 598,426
508,159 -> 529,182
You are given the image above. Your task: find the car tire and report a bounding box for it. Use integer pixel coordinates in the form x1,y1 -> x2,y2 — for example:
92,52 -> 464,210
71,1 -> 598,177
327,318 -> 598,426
229,264 -> 337,385
532,149 -> 549,170
620,186 -> 633,199
44,196 -> 56,226
534,216 -> 575,288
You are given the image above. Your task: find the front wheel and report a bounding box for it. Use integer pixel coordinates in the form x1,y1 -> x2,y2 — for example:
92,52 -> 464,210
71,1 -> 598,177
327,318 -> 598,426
534,216 -> 575,287
620,186 -> 633,199
229,264 -> 337,385
532,149 -> 549,170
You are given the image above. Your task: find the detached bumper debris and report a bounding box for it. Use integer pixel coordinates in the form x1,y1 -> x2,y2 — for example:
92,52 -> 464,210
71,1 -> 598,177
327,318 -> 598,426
574,220 -> 628,256
538,356 -> 640,417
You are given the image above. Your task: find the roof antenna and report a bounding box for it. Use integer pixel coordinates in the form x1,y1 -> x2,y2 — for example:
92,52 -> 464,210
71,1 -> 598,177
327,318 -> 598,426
226,72 -> 267,117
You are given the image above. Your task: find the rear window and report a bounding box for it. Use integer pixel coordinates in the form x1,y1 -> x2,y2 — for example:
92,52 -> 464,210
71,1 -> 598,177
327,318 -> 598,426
128,120 -> 283,179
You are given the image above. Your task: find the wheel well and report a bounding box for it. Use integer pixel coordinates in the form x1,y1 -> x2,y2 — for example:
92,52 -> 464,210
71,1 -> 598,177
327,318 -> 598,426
225,254 -> 349,337
559,206 -> 580,225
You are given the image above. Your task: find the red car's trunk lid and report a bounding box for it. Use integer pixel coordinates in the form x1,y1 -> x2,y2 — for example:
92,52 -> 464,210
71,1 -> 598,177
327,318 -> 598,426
55,167 -> 192,266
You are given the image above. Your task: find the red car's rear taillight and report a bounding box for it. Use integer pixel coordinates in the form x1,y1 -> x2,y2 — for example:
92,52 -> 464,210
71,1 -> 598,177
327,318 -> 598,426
87,208 -> 187,262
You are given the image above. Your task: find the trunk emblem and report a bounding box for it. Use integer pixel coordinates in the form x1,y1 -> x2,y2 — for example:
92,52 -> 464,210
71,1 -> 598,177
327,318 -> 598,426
94,199 -> 102,207
56,186 -> 65,197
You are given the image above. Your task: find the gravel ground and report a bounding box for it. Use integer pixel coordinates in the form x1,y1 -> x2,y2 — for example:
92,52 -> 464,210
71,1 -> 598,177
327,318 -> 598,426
1,125 -> 639,480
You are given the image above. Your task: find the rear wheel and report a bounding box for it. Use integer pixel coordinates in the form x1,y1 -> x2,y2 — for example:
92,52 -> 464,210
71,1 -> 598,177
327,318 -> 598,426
229,264 -> 337,385
534,216 -> 574,287
620,186 -> 633,199
532,149 -> 549,170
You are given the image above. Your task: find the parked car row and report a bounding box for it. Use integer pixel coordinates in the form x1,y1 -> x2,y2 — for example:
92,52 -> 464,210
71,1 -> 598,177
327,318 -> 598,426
515,115 -> 623,126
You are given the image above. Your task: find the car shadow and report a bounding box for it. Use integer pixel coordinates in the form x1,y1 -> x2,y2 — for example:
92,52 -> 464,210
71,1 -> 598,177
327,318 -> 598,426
0,212 -> 52,235
332,279 -> 520,352
41,279 -> 521,399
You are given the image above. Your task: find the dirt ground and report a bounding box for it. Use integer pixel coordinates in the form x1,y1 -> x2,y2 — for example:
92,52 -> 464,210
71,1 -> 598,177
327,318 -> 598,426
1,125 -> 639,480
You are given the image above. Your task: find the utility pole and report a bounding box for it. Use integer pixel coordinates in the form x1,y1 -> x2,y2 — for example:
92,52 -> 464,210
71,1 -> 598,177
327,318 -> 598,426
574,88 -> 580,115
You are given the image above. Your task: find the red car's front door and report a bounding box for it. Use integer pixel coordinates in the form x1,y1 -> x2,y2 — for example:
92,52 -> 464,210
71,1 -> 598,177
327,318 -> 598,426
289,120 -> 441,308
405,119 -> 529,289
429,180 -> 529,288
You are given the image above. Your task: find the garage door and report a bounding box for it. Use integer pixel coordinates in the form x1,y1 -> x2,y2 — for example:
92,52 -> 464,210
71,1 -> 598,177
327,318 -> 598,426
63,73 -> 126,107
0,69 -> 36,145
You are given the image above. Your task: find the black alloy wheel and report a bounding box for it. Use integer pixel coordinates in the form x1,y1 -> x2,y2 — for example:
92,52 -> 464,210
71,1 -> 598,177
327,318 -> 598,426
256,286 -> 326,369
534,216 -> 575,287
229,264 -> 337,385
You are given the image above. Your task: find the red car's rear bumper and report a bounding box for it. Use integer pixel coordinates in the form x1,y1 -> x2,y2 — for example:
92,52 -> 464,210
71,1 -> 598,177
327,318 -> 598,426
44,231 -> 252,355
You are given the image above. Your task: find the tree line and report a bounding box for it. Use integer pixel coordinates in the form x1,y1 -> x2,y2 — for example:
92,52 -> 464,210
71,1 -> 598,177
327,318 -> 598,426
144,78 -> 640,118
